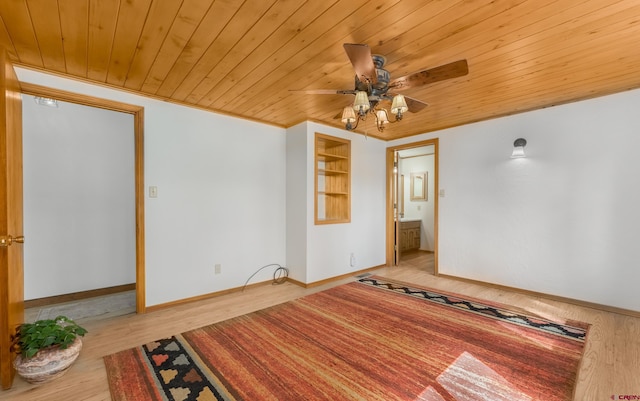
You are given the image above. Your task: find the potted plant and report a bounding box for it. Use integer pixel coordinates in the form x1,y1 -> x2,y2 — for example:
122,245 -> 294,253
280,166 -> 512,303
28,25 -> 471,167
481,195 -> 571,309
12,315 -> 87,384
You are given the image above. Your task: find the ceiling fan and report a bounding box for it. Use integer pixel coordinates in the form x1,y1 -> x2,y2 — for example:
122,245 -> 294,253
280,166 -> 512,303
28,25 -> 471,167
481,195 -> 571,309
293,43 -> 469,132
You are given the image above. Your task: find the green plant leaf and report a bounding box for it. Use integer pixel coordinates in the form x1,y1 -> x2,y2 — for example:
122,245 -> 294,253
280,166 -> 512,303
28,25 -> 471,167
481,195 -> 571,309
14,315 -> 87,358
25,348 -> 38,358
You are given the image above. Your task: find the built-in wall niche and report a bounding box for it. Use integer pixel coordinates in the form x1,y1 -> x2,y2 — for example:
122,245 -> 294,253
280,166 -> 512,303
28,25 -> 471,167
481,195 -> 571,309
315,133 -> 351,224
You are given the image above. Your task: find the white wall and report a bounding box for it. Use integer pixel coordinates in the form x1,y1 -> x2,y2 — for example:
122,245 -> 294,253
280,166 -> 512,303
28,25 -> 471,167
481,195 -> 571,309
390,89 -> 640,311
16,68 -> 287,307
286,122 -> 387,284
285,123 -> 308,283
305,123 -> 387,283
22,96 -> 135,299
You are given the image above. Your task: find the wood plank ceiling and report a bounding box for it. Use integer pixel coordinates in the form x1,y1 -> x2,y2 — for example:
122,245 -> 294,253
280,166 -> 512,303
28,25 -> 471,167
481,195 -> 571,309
1,0 -> 639,140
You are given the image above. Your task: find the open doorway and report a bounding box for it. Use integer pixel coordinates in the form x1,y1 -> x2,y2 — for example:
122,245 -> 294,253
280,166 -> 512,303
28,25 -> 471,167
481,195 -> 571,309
386,139 -> 438,274
19,83 -> 146,317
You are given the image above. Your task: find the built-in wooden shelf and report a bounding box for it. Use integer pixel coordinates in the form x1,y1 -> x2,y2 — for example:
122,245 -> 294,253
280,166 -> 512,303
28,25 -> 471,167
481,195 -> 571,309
318,169 -> 348,176
315,133 -> 350,224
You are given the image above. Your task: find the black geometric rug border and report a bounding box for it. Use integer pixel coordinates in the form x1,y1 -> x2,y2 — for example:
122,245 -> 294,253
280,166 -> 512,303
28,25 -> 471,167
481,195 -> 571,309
140,335 -> 230,401
357,277 -> 588,342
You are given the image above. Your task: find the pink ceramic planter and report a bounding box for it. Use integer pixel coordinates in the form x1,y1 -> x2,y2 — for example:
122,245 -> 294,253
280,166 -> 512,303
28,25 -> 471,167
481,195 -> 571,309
13,337 -> 83,384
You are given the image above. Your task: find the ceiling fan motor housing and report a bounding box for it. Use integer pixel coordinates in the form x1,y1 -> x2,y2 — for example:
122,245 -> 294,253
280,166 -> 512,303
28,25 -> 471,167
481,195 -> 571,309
374,67 -> 390,90
372,54 -> 390,91
354,55 -> 390,95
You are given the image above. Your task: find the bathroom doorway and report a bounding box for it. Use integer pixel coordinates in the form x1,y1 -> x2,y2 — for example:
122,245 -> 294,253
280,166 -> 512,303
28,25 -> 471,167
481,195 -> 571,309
386,139 -> 438,273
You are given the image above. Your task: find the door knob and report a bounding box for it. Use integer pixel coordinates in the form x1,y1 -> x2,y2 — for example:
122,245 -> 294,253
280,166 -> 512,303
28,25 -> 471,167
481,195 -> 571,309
0,235 -> 24,246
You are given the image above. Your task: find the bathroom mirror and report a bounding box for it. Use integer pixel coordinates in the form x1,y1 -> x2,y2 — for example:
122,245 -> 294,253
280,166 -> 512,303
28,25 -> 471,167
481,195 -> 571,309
410,172 -> 427,201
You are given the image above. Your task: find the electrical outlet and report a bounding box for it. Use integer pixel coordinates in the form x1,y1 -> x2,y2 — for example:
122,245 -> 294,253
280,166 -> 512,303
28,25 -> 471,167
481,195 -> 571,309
214,264 -> 221,274
149,186 -> 158,198
350,253 -> 355,267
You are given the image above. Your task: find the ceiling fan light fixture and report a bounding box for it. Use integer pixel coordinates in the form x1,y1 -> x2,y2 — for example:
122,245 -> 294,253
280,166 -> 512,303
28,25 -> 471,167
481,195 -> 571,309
376,109 -> 389,124
353,91 -> 370,115
341,106 -> 356,123
375,109 -> 389,132
341,106 -> 357,130
391,94 -> 408,119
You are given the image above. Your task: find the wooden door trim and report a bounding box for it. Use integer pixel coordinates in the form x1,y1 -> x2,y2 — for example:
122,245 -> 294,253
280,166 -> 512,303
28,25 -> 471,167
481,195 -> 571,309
19,83 -> 146,313
385,149 -> 395,266
385,139 -> 439,274
0,48 -> 24,390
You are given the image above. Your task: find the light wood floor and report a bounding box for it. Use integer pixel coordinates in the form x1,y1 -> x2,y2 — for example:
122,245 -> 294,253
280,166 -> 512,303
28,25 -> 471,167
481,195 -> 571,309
3,260 -> 639,400
398,250 -> 435,274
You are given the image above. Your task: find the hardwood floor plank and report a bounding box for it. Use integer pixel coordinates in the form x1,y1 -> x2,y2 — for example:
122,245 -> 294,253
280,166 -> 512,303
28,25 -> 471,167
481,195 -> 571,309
614,315 -> 640,393
573,310 -> 615,400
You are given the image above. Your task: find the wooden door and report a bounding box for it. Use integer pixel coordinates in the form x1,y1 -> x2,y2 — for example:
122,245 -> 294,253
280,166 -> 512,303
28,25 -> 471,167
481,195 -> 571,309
0,49 -> 24,390
394,151 -> 401,265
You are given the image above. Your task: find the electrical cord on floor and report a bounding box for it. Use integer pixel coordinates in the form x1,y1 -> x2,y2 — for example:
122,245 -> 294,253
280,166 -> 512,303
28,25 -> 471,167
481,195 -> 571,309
242,263 -> 289,291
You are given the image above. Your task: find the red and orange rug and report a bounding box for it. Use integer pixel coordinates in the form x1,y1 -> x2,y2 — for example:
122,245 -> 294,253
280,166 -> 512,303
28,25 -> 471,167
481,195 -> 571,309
104,276 -> 589,401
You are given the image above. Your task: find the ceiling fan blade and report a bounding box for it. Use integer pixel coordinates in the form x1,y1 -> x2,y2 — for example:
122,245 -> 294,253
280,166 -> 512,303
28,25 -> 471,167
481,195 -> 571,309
389,59 -> 468,91
343,43 -> 377,84
404,96 -> 429,113
290,89 -> 355,95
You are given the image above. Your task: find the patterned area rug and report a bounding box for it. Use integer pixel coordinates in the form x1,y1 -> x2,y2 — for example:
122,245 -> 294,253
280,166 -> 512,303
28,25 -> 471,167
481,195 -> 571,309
104,277 -> 589,401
